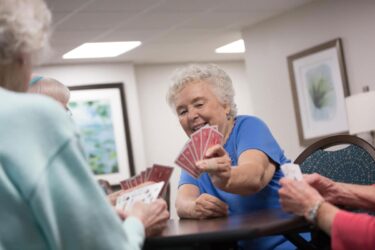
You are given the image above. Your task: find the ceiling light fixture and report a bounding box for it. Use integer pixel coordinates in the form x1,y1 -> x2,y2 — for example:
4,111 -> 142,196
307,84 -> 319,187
63,41 -> 142,59
215,39 -> 245,54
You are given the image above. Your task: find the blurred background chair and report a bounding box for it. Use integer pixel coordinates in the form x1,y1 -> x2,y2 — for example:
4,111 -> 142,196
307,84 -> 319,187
294,134 -> 375,249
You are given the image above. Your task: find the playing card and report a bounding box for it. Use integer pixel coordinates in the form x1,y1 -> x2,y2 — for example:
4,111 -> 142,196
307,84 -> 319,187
140,170 -> 146,183
175,145 -> 201,178
145,167 -> 152,181
175,156 -> 200,178
280,163 -> 303,181
184,143 -> 197,164
148,164 -> 174,195
175,125 -> 224,178
188,140 -> 198,162
120,179 -> 131,190
116,181 -> 165,211
191,129 -> 202,160
135,175 -> 143,185
200,125 -> 212,157
203,127 -> 223,158
130,176 -> 138,188
175,143 -> 195,167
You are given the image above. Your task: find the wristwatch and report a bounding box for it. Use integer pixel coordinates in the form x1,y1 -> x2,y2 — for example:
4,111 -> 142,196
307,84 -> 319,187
306,200 -> 324,224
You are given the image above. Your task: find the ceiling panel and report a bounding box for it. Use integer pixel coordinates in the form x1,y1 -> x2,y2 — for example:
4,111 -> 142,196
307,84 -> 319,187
214,0 -> 311,11
99,29 -> 163,42
155,0 -> 220,12
118,12 -> 196,30
42,0 -> 314,65
83,0 -> 163,12
56,12 -> 134,31
50,30 -> 104,45
45,0 -> 94,12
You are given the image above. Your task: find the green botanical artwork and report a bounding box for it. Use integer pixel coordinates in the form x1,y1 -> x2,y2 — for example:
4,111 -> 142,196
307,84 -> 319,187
305,64 -> 337,121
69,99 -> 118,175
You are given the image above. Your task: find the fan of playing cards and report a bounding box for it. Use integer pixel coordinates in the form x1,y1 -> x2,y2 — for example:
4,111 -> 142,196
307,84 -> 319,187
116,181 -> 165,212
175,125 -> 223,178
116,164 -> 173,211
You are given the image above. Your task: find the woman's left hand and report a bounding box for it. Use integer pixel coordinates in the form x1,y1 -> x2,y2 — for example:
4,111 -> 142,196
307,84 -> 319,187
278,177 -> 324,217
196,144 -> 231,189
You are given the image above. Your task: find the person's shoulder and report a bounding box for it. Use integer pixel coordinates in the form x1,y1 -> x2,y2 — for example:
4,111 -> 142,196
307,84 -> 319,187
0,89 -> 74,138
235,115 -> 268,127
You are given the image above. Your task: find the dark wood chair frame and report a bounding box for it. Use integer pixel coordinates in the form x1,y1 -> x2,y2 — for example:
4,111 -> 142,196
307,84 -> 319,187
293,134 -> 375,250
295,135 -> 375,164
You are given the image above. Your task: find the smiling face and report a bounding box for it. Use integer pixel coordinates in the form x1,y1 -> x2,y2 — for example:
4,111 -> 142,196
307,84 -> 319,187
173,80 -> 231,138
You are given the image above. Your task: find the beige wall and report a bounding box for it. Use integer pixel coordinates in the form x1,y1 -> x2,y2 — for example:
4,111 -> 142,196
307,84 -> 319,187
242,0 -> 375,160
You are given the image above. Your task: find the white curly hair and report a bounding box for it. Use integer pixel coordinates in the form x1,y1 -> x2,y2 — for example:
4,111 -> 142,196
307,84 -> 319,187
0,0 -> 51,91
0,0 -> 51,64
166,64 -> 237,118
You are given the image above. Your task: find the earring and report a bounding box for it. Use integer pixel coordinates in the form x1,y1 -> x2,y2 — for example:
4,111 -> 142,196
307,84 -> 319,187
226,113 -> 231,120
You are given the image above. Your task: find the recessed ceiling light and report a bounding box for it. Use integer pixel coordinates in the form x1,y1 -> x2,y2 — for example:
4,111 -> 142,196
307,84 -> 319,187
62,41 -> 141,59
215,39 -> 245,53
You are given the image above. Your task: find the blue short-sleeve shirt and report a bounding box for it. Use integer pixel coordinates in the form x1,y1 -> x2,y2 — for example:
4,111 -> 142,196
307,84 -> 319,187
178,115 -> 292,249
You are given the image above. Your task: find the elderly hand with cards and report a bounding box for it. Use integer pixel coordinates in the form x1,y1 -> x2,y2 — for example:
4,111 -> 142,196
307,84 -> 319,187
112,165 -> 174,236
112,182 -> 170,237
167,64 -> 288,231
279,170 -> 375,250
279,164 -> 325,221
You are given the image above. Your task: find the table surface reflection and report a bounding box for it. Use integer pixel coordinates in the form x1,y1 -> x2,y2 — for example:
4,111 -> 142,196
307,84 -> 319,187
144,208 -> 308,248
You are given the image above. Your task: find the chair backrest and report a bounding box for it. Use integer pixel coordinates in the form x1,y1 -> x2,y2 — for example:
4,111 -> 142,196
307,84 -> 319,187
294,135 -> 375,185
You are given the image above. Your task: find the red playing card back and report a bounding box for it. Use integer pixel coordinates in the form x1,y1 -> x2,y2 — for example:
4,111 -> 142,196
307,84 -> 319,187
148,164 -> 174,196
175,144 -> 201,178
145,167 -> 152,181
187,140 -> 198,162
191,129 -> 202,160
202,126 -> 223,158
120,179 -> 131,190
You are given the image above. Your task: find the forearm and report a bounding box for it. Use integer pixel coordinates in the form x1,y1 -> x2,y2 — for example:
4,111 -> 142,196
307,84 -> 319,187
315,202 -> 340,236
176,197 -> 197,218
334,183 -> 375,210
223,163 -> 274,195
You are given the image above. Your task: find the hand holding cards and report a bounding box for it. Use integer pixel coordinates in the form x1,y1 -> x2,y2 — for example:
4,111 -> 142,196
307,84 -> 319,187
175,125 -> 223,178
117,164 -> 173,211
116,181 -> 165,212
281,163 -> 303,181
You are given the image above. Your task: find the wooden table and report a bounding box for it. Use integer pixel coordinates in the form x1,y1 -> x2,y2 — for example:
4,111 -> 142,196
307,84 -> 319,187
144,208 -> 314,250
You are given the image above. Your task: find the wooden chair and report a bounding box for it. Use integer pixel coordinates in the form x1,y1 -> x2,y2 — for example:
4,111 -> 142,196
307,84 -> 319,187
294,134 -> 375,249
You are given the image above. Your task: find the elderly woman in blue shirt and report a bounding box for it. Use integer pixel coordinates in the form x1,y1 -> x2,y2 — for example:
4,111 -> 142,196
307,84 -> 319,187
167,64 -> 299,250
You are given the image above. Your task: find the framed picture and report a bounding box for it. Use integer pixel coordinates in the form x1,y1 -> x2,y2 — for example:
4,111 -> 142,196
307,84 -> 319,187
68,83 -> 135,184
287,38 -> 350,145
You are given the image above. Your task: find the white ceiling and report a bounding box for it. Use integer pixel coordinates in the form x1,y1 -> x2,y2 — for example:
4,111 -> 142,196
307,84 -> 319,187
44,0 -> 314,65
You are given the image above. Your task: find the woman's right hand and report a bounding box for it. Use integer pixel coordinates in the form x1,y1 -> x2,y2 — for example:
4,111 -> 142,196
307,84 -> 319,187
127,199 -> 170,236
304,173 -> 340,204
192,193 -> 228,219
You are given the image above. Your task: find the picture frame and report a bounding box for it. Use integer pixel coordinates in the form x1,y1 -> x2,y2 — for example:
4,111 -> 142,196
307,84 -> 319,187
287,38 -> 350,146
68,83 -> 135,184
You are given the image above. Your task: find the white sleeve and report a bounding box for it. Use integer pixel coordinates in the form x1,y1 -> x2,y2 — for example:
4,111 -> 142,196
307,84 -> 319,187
122,216 -> 145,250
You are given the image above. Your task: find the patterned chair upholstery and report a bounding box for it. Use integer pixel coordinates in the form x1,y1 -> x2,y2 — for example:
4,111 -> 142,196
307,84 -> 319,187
295,135 -> 375,185
293,135 -> 375,250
